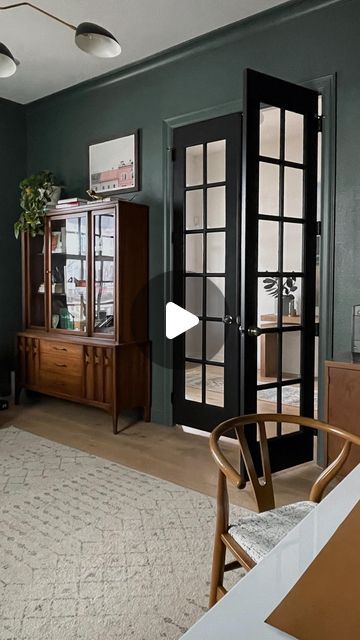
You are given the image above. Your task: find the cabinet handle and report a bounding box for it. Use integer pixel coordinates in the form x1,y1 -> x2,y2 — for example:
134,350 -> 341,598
94,356 -> 100,364
54,363 -> 67,368
85,353 -> 90,364
54,346 -> 67,351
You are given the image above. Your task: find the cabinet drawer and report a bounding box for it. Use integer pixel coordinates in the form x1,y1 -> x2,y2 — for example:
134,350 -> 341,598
40,350 -> 83,373
40,340 -> 82,362
39,340 -> 83,397
39,368 -> 82,397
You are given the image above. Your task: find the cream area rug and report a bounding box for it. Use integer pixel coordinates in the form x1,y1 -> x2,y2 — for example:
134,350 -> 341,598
0,427 -> 245,640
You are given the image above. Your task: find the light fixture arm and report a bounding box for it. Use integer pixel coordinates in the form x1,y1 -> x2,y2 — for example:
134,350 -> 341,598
0,2 -> 76,31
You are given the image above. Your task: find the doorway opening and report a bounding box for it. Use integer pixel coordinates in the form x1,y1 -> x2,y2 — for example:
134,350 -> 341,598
170,69 -> 329,473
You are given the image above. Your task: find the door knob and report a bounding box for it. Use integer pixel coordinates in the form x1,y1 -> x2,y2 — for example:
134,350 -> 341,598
223,315 -> 234,325
247,326 -> 263,337
236,316 -> 244,334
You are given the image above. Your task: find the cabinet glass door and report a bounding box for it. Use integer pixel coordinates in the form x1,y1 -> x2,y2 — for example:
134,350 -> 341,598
28,235 -> 45,327
50,215 -> 87,332
93,212 -> 115,335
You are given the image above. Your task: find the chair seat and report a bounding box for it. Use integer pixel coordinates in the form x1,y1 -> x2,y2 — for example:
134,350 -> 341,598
228,500 -> 316,564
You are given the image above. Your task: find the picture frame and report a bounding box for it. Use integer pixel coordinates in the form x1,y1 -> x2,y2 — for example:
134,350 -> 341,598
89,130 -> 139,195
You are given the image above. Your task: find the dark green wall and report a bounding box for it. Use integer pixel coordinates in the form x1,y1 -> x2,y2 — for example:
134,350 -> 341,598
0,98 -> 26,394
24,0 -> 359,422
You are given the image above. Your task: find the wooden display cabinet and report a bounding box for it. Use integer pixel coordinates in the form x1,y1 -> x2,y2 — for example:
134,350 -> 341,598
324,357 -> 360,476
16,200 -> 151,433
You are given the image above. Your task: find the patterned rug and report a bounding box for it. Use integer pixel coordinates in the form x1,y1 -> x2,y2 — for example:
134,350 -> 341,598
0,427 -> 245,640
186,371 -> 224,392
257,386 -> 318,407
187,371 -> 317,408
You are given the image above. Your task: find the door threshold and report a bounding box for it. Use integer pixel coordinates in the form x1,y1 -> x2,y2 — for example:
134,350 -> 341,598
181,424 -> 236,445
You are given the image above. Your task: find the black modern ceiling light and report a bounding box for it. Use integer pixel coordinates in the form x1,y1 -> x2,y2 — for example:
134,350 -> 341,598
0,41 -> 16,77
75,22 -> 121,58
0,1 -> 121,78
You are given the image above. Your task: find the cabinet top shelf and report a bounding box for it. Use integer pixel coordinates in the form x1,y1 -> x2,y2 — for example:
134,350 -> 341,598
47,200 -> 120,216
46,199 -> 148,217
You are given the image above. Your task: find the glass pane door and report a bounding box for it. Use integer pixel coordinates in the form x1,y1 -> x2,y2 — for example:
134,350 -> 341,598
185,142 -> 226,409
173,113 -> 241,431
93,212 -> 115,335
50,216 -> 87,332
242,68 -> 318,473
257,103 -> 305,436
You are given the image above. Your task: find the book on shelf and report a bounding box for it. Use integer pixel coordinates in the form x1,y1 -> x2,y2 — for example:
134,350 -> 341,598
57,197 -> 88,204
55,197 -> 89,209
97,195 -> 122,202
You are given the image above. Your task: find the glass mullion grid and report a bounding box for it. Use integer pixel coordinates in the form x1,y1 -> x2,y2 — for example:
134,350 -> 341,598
202,144 -> 207,404
257,377 -> 301,392
184,227 -> 225,235
259,155 -> 305,170
256,111 -> 309,433
183,146 -> 204,401
277,108 -> 285,432
184,272 -> 223,278
182,145 -> 227,405
259,325 -> 303,335
185,180 -> 226,192
186,357 -> 225,367
258,214 -> 305,225
257,108 -> 306,435
258,270 -> 303,278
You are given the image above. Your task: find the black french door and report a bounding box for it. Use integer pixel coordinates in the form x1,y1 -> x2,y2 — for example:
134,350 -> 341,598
240,69 -> 319,472
173,114 -> 242,430
172,69 -> 319,472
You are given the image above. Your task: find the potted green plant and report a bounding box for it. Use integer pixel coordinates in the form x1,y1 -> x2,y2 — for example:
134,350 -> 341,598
263,276 -> 298,315
14,170 -> 58,239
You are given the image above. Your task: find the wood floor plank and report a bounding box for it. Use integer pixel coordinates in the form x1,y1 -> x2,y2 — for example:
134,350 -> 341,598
0,396 -> 323,510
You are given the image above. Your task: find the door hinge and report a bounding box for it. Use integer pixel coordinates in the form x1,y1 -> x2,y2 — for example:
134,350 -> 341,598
171,148 -> 176,162
316,221 -> 322,236
315,323 -> 320,337
316,115 -> 324,133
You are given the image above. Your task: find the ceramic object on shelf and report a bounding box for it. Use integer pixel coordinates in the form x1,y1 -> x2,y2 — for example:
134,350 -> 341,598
47,185 -> 62,207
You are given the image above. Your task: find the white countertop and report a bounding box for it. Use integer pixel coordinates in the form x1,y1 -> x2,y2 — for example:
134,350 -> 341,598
182,465 -> 360,639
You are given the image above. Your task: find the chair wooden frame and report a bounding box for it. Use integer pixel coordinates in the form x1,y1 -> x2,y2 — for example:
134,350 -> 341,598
208,413 -> 360,607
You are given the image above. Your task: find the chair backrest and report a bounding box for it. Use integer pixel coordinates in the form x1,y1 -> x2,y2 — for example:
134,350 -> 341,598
209,413 -> 360,512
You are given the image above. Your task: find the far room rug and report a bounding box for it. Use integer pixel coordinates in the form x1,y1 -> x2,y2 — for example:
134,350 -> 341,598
0,427 -> 245,640
188,370 -> 318,408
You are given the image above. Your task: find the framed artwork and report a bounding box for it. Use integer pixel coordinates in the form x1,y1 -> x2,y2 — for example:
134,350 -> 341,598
89,130 -> 139,195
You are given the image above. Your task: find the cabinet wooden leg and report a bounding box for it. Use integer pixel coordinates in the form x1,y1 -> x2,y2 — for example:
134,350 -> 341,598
143,405 -> 151,422
14,384 -> 22,406
112,412 -> 119,435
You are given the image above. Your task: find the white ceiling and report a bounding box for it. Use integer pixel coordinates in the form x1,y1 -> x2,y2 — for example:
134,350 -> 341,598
0,0 -> 289,104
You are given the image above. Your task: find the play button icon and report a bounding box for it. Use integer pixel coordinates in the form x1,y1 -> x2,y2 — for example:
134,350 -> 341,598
166,302 -> 199,339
